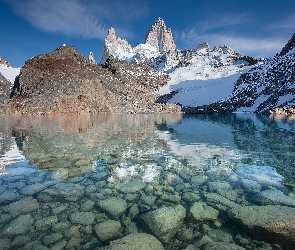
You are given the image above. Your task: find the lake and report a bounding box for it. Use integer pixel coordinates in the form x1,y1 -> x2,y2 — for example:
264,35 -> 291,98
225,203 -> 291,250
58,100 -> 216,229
0,113 -> 295,250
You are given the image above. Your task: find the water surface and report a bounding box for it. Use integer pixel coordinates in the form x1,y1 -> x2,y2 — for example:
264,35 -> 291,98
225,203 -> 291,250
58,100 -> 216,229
0,113 -> 295,249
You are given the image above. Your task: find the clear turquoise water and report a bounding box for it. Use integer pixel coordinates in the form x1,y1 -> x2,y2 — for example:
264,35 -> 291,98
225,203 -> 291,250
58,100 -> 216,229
0,113 -> 294,249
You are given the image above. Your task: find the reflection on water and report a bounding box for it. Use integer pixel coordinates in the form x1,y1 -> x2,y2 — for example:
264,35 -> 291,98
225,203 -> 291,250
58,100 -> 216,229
0,113 -> 295,250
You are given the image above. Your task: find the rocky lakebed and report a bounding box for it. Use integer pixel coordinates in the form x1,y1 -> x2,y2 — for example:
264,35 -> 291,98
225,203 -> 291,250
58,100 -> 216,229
0,114 -> 295,250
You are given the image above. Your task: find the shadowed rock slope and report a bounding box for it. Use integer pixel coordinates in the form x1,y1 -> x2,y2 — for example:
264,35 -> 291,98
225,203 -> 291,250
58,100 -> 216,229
4,45 -> 180,115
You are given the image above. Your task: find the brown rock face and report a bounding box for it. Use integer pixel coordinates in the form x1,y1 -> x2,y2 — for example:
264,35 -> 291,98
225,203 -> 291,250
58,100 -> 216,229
7,45 -> 180,115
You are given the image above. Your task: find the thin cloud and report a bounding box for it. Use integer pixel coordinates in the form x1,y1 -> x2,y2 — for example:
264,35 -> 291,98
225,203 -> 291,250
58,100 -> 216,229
3,0 -> 148,40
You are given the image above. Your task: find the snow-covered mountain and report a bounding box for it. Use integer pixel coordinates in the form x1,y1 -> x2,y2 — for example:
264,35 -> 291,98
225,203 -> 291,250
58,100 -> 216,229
100,18 -> 260,109
182,33 -> 295,114
0,56 -> 20,84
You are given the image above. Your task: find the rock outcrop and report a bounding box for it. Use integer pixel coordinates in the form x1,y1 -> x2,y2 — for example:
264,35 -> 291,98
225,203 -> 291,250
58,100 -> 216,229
144,17 -> 177,54
0,56 -> 11,67
4,45 -> 181,115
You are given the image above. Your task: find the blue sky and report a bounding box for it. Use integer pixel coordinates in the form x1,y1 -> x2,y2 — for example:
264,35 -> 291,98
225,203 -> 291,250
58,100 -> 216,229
1,0 -> 295,67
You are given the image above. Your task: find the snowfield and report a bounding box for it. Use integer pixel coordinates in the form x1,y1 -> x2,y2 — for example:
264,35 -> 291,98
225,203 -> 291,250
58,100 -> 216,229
166,73 -> 245,107
0,64 -> 20,83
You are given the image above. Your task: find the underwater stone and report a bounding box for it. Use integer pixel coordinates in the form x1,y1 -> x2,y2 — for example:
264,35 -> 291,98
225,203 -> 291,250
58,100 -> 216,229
228,205 -> 295,250
105,233 -> 165,250
241,178 -> 261,193
128,204 -> 139,219
119,179 -> 146,193
0,214 -> 34,237
51,221 -> 71,233
66,237 -> 82,249
34,216 -> 58,231
97,197 -> 127,220
80,199 -> 95,212
203,242 -> 246,250
140,204 -> 186,243
182,192 -> 201,203
42,233 -> 63,246
37,182 -> 85,202
125,222 -> 139,235
161,193 -> 181,203
2,197 -> 39,217
69,212 -> 95,225
0,190 -> 21,205
10,235 -> 31,249
189,202 -> 219,223
94,220 -> 123,242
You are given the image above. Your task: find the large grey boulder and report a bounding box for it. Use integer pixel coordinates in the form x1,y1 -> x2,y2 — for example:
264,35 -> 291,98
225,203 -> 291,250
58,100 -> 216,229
2,197 -> 39,217
102,233 -> 165,250
37,182 -> 85,202
94,220 -> 123,242
97,197 -> 127,220
69,212 -> 95,225
228,205 -> 295,250
189,202 -> 219,223
203,242 -> 246,250
140,205 -> 186,243
119,179 -> 146,193
0,214 -> 34,237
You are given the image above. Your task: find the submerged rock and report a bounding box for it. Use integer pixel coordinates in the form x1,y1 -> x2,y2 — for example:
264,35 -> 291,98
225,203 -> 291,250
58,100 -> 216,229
97,197 -> 127,220
2,197 -> 39,217
94,220 -> 123,242
228,205 -> 295,250
102,233 -> 165,250
37,182 -> 85,202
69,212 -> 95,225
141,204 -> 186,243
189,202 -> 219,223
0,214 -> 34,237
119,179 -> 146,193
203,242 -> 246,250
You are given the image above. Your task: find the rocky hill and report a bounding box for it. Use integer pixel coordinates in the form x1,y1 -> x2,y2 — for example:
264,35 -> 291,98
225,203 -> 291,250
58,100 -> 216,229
2,45 -> 180,115
182,33 -> 295,114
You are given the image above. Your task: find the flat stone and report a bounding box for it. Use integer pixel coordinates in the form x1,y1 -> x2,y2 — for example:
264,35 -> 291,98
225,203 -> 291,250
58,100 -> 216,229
119,179 -> 146,193
0,190 -> 21,205
2,197 -> 39,217
10,235 -> 31,249
161,194 -> 181,203
203,242 -> 246,250
69,212 -> 95,225
94,220 -> 123,242
97,197 -> 127,220
104,233 -> 164,250
34,216 -> 58,231
0,214 -> 34,237
141,204 -> 186,243
20,182 -> 54,195
37,182 -> 85,202
189,202 -> 219,222
228,205 -> 295,250
80,200 -> 95,212
42,233 -> 63,246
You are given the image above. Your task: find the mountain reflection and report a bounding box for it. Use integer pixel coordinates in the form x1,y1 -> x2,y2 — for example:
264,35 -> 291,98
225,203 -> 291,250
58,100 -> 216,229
0,114 -> 182,178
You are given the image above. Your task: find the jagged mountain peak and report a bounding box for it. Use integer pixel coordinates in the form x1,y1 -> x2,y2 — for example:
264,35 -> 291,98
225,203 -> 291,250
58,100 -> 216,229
106,27 -> 117,43
144,17 -> 176,53
279,32 -> 295,56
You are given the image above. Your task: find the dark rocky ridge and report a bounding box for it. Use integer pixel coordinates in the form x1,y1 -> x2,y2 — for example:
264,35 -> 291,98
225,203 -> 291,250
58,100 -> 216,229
3,45 -> 180,115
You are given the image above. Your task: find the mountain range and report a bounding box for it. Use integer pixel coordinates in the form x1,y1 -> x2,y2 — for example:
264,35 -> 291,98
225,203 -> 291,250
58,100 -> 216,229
0,18 -> 294,115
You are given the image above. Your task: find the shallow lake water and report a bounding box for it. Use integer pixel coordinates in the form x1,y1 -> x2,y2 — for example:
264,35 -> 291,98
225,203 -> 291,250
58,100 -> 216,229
0,113 -> 295,250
